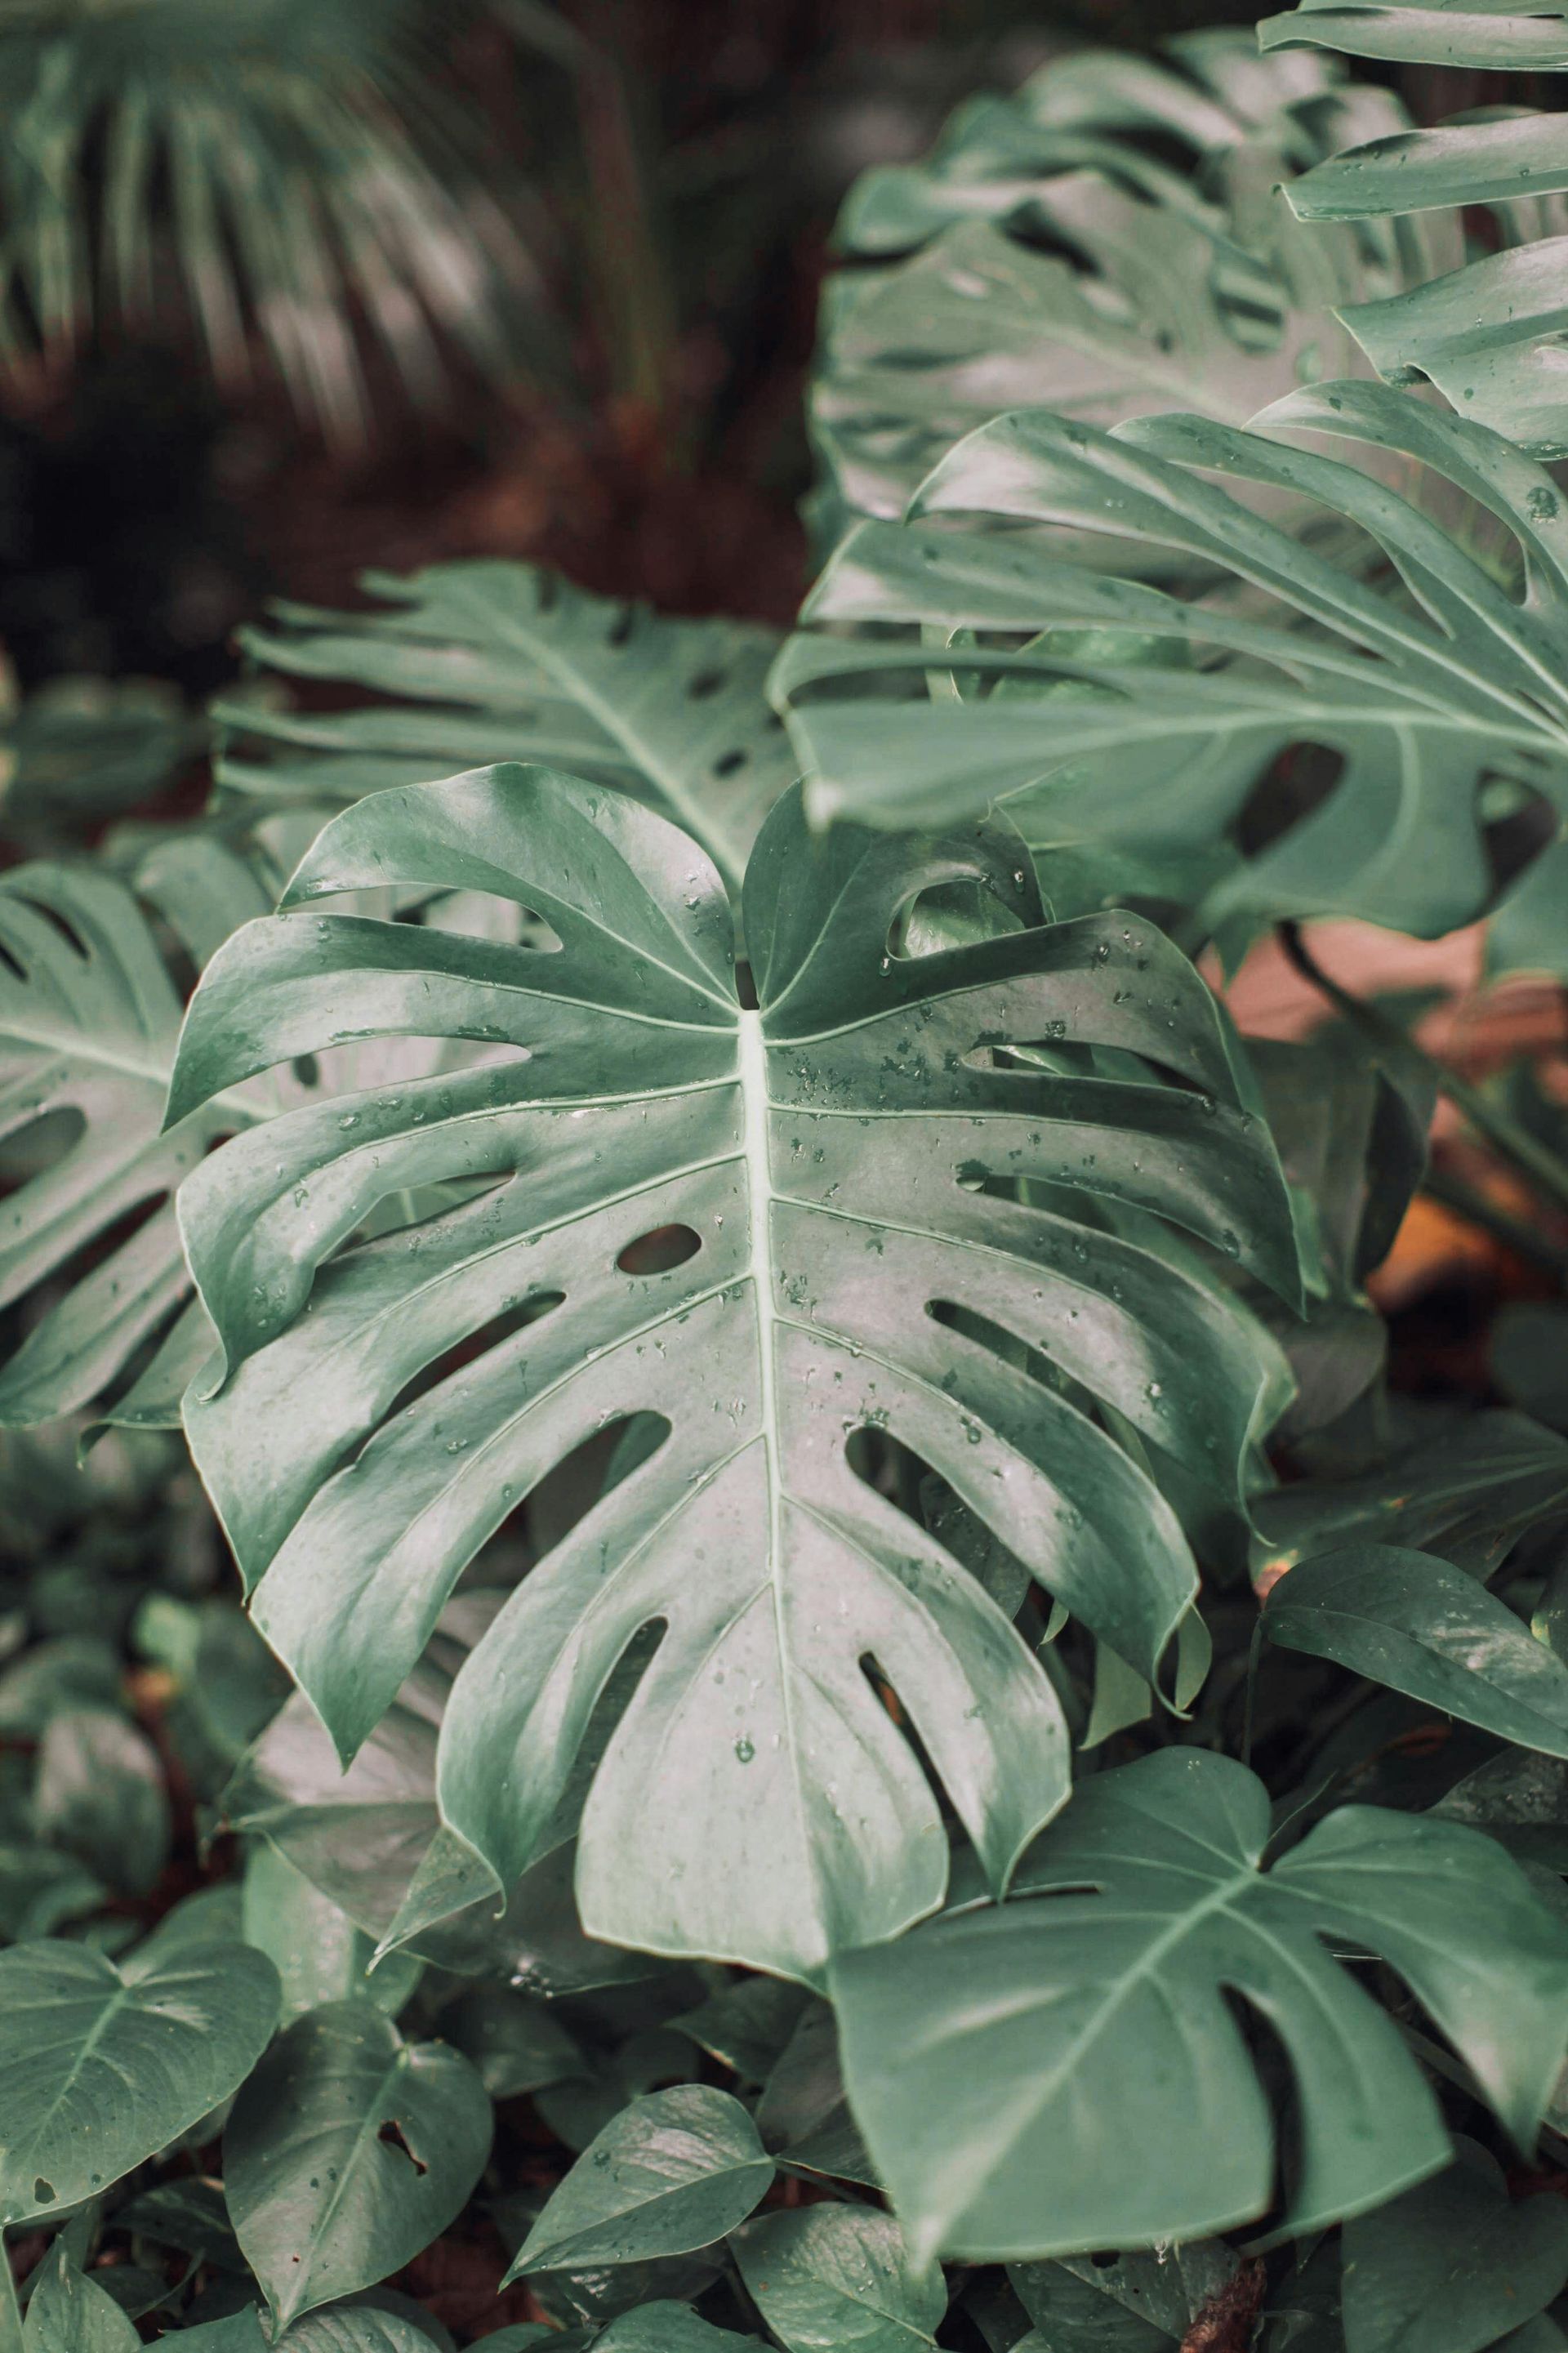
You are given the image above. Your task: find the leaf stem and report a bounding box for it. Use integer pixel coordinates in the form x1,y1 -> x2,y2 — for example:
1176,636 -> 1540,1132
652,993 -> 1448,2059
1278,921 -> 1568,1222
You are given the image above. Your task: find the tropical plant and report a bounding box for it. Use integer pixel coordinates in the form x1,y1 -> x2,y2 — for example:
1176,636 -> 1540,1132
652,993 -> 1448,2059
0,0 -> 553,442
1260,0 -> 1568,457
809,28 -> 1446,539
11,10 -> 1568,2353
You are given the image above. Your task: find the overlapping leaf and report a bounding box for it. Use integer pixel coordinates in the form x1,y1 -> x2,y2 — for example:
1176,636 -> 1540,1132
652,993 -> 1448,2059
829,1749 -> 1568,2262
812,31 -> 1447,532
0,834 -> 272,1425
1258,0 -> 1568,452
780,380 -> 1568,950
217,564 -> 799,898
167,762 -> 1295,1979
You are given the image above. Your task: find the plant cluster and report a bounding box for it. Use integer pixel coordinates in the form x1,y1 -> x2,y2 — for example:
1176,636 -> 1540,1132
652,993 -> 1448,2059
5,5 -> 1568,2351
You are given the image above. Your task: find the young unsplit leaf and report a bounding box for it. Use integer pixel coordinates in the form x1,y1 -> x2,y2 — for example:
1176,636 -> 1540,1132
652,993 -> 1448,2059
167,764 -> 1295,1978
219,564 -> 800,898
1339,2141 -> 1568,2353
508,2085 -> 773,2279
0,1936 -> 279,2223
20,2245 -> 140,2353
780,381 -> 1568,955
828,1749 -> 1568,2262
729,2207 -> 944,2353
224,1999 -> 492,2331
1263,1544 -> 1568,1757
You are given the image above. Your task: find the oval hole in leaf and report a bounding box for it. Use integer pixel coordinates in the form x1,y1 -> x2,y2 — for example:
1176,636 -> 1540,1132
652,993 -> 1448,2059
617,1225 -> 702,1277
1235,741 -> 1347,858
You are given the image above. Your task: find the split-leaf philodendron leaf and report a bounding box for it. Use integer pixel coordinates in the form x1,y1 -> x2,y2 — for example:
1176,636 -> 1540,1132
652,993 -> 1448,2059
780,380 -> 1568,957
217,564 -> 800,899
167,763 -> 1296,1979
1258,2 -> 1568,455
828,1749 -> 1568,2261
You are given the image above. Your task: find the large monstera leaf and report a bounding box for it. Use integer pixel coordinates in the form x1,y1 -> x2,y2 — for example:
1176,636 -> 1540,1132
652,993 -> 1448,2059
813,30 -> 1449,534
167,764 -> 1295,1980
780,379 -> 1568,953
829,1749 -> 1568,2262
1259,1 -> 1568,456
216,564 -> 799,899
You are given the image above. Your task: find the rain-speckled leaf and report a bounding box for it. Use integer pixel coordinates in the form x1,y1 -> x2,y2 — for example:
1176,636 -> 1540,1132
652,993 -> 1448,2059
1265,1544 -> 1568,1756
1258,2 -> 1568,449
169,764 -> 1294,1979
730,2207 -> 944,2353
830,1749 -> 1568,2262
220,564 -> 799,898
0,1936 -> 278,2222
779,382 -> 1568,954
508,2086 -> 773,2279
224,1999 -> 492,2330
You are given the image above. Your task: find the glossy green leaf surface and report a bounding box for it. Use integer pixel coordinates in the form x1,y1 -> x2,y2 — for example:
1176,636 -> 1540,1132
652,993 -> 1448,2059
0,1936 -> 278,2222
1340,2142 -> 1568,2353
176,2307 -> 444,2352
224,1999 -> 492,2330
1265,1544 -> 1568,1755
1258,4 -> 1568,447
830,1749 -> 1568,2261
509,2086 -> 773,2278
781,381 -> 1568,950
1260,2 -> 1568,73
1010,2242 -> 1237,2348
595,2307 -> 756,2351
730,2208 -> 944,2353
20,2247 -> 139,2353
171,764 -> 1293,1979
221,565 -> 799,898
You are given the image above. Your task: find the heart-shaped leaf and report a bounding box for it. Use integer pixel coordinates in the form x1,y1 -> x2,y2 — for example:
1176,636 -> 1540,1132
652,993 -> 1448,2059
1265,1544 -> 1568,1756
1341,2142 -> 1568,2353
829,1749 -> 1568,2260
0,1936 -> 279,2223
509,2086 -> 773,2279
730,2208 -> 944,2353
170,764 -> 1294,1978
20,2247 -> 139,2353
223,1999 -> 492,2330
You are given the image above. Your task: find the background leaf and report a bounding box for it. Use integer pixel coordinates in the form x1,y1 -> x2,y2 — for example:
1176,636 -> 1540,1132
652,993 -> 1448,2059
0,1936 -> 278,2222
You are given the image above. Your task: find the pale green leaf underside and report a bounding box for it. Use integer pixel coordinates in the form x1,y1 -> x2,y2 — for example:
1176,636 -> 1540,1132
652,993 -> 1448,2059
170,764 -> 1294,1980
829,1749 -> 1568,2262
